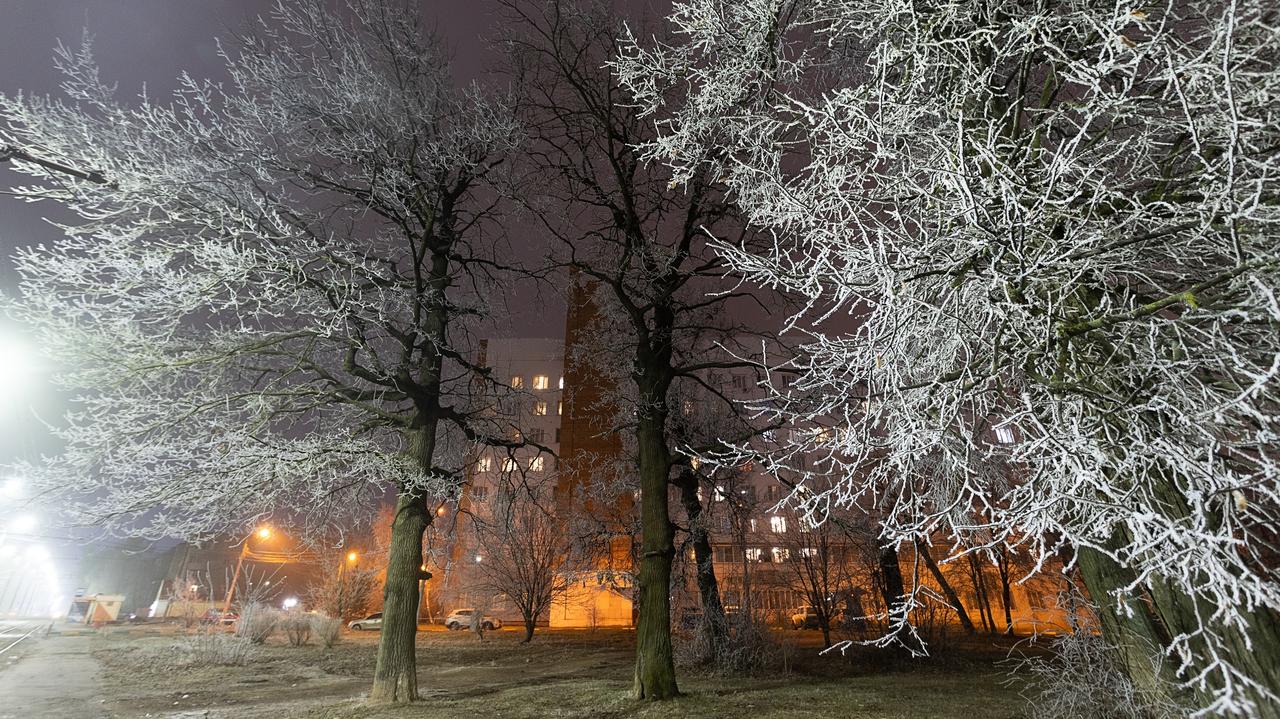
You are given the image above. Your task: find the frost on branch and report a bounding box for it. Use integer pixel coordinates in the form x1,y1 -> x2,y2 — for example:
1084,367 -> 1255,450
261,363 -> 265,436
0,0 -> 522,541
618,1 -> 1280,715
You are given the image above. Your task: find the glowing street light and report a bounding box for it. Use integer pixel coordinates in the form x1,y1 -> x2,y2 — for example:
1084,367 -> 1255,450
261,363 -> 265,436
347,551 -> 359,563
0,477 -> 22,501
282,597 -> 298,610
0,334 -> 38,405
8,514 -> 37,535
222,525 -> 276,614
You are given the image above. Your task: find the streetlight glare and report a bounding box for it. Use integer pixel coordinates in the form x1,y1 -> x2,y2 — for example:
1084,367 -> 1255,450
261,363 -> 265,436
1,477 -> 23,500
256,527 -> 272,540
0,333 -> 40,407
347,551 -> 358,563
9,514 -> 37,534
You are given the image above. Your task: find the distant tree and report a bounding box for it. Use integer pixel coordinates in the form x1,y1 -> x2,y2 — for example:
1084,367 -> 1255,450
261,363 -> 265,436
617,0 -> 1280,713
0,0 -> 529,703
777,511 -> 852,649
471,475 -> 575,642
305,551 -> 381,622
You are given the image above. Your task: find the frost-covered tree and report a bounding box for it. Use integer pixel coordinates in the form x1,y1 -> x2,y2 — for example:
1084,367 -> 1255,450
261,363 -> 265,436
499,0 -> 789,698
0,0 -> 524,703
471,474 -> 575,643
618,1 -> 1280,715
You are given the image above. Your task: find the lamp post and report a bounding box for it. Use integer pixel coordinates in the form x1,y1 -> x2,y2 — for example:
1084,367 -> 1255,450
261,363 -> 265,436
221,526 -> 271,615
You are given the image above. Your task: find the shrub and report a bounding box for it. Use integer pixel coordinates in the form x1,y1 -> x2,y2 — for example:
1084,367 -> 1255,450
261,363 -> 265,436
282,613 -> 312,647
235,602 -> 279,645
126,627 -> 257,669
1006,594 -> 1189,719
311,614 -> 342,649
674,609 -> 793,675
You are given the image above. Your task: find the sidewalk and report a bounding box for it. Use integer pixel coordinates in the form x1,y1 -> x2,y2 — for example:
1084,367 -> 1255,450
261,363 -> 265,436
0,634 -> 106,718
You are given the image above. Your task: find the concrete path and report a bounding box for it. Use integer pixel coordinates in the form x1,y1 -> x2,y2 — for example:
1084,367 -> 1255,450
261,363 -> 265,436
0,631 -> 106,718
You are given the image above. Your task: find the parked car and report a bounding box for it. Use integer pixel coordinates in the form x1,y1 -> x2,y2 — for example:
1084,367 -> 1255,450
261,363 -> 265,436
444,608 -> 501,631
790,605 -> 821,630
201,609 -> 238,625
348,612 -> 383,631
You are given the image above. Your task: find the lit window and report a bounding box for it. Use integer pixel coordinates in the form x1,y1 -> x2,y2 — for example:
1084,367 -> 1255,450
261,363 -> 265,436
530,456 -> 545,472
557,400 -> 563,416
800,547 -> 817,558
534,401 -> 548,416
476,456 -> 492,472
770,516 -> 787,533
690,457 -> 701,470
511,376 -> 524,389
533,374 -> 549,390
682,400 -> 694,416
995,426 -> 1016,444
745,548 -> 763,562
714,485 -> 726,502
749,518 -> 758,532
502,457 -> 517,472
559,376 -> 565,389
772,547 -> 789,563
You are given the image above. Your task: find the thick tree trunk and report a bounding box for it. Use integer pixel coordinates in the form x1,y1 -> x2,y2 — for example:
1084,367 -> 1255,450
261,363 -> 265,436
1078,479 -> 1280,714
369,491 -> 429,703
633,415 -> 678,700
522,613 -> 535,643
1076,545 -> 1178,702
674,471 -> 728,651
915,539 -> 976,635
877,544 -> 923,653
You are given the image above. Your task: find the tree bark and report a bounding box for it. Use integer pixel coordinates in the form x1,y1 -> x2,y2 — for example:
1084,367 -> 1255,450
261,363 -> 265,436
1076,544 -> 1179,703
877,544 -> 923,653
370,423 -> 439,703
522,614 -> 535,643
674,470 -> 728,651
996,547 -> 1014,633
633,410 -> 678,700
915,539 -> 976,635
369,490 -> 429,703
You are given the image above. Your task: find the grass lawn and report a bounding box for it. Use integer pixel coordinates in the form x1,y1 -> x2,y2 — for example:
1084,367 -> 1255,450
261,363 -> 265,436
91,625 -> 1034,718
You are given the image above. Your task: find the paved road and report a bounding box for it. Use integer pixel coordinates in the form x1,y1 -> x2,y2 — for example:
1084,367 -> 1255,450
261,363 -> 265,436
0,622 -> 105,719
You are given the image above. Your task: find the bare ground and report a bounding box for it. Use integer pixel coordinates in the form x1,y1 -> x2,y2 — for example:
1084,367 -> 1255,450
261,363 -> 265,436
85,625 -> 1034,718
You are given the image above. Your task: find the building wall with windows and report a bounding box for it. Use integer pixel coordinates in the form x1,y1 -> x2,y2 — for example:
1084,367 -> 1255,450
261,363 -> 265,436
433,337 -> 566,622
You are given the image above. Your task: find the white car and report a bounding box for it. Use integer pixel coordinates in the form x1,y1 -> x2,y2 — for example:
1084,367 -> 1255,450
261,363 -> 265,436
444,608 -> 501,631
348,612 -> 383,631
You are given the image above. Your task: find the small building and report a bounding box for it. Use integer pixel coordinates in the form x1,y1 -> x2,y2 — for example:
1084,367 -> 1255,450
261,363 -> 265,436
66,594 -> 125,625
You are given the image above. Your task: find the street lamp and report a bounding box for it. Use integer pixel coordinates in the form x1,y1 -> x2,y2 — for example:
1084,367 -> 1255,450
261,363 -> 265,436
0,478 -> 22,501
222,526 -> 273,614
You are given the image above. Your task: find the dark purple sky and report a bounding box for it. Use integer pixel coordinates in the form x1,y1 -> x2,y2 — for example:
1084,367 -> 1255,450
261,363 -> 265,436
0,0 -> 563,316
